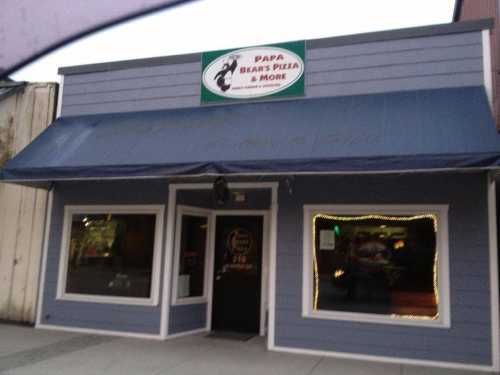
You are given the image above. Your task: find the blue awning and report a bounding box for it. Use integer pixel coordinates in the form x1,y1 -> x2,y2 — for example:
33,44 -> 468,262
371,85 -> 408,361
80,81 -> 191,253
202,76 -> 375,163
2,86 -> 500,184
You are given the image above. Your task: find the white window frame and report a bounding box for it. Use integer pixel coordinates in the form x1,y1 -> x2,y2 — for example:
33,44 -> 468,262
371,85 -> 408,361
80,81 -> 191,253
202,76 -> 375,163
171,205 -> 213,306
302,204 -> 450,328
56,204 -> 165,306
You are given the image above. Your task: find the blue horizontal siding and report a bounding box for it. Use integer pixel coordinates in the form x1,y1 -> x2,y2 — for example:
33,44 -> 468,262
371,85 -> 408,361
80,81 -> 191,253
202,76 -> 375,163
62,84 -> 199,106
61,31 -> 484,116
273,173 -> 493,366
307,31 -> 481,59
64,62 -> 201,85
307,44 -> 481,72
64,72 -> 200,95
169,304 -> 207,334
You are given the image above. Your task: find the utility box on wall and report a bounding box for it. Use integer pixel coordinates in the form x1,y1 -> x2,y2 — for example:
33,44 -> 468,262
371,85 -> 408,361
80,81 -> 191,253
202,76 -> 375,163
0,81 -> 57,323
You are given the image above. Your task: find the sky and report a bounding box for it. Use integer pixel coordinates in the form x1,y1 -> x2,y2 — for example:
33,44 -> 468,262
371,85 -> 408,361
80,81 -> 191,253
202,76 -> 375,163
11,0 -> 456,83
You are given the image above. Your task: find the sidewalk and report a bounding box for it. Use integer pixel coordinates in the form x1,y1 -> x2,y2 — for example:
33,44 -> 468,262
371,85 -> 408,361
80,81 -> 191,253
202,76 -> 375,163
0,324 -> 490,375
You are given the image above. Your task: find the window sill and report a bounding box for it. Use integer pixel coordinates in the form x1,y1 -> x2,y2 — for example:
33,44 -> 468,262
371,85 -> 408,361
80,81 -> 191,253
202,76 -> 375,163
57,293 -> 158,306
302,309 -> 450,329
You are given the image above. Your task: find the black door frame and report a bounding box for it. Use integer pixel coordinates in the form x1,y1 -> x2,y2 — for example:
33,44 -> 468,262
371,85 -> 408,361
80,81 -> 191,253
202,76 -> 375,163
207,210 -> 269,336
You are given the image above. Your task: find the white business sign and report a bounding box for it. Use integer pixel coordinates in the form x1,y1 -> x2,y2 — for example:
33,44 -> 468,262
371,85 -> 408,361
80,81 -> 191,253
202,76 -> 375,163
201,43 -> 305,102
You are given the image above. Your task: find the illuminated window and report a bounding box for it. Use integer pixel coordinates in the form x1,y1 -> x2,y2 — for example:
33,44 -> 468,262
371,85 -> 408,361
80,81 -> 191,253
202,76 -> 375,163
302,205 -> 450,327
57,205 -> 164,305
172,205 -> 212,305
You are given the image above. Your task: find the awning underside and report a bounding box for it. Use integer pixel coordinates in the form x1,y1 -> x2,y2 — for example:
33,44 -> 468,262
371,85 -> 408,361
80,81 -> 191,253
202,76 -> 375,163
2,86 -> 500,182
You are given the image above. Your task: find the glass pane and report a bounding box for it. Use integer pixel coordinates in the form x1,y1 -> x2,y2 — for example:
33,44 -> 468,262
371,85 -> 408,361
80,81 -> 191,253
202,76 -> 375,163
177,215 -> 208,298
66,213 -> 156,299
312,213 -> 438,320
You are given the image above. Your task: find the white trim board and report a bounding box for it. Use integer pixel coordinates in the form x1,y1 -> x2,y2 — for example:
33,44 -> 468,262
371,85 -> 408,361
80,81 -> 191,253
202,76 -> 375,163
270,345 -> 495,373
171,205 -> 213,306
165,327 -> 207,340
37,323 -> 163,340
160,187 -> 177,339
261,213 -> 271,336
55,75 -> 64,118
487,174 -> 500,372
482,29 -> 494,112
267,186 -> 278,349
35,188 -> 54,326
55,204 -> 165,306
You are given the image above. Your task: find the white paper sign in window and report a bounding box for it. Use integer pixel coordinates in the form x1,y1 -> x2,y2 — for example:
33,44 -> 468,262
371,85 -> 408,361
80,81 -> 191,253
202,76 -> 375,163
319,230 -> 336,250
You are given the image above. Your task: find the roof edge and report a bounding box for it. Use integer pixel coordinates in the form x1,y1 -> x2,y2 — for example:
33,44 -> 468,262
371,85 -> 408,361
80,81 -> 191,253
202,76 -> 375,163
59,18 -> 493,76
307,18 -> 492,49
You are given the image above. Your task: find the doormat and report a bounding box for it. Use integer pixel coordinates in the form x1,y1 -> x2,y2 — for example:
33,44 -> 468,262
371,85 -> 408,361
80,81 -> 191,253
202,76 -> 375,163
206,331 -> 256,341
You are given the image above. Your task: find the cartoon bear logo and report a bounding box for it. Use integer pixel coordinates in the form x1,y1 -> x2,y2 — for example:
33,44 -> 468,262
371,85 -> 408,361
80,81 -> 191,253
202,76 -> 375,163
214,55 -> 239,92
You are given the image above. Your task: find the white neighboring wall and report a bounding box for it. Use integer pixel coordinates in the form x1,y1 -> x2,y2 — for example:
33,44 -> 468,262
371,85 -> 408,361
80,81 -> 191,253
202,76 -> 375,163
0,82 -> 57,323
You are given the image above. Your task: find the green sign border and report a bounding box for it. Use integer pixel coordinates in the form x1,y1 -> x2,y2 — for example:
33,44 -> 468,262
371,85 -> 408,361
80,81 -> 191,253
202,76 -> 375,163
201,40 -> 305,104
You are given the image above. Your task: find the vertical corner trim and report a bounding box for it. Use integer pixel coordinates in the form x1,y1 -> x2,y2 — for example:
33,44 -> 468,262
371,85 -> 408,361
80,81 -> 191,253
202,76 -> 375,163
488,174 -> 500,371
160,185 -> 177,338
482,29 -> 494,113
55,75 -> 64,119
267,184 -> 279,349
35,188 -> 54,326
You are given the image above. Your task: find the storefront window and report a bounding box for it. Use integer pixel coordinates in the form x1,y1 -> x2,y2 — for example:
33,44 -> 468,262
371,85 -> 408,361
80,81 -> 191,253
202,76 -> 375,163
303,205 -> 449,326
58,206 -> 163,305
172,206 -> 211,305
176,215 -> 208,299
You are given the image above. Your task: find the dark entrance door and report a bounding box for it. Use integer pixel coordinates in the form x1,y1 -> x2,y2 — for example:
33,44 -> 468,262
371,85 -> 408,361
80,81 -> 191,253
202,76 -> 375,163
212,215 -> 263,333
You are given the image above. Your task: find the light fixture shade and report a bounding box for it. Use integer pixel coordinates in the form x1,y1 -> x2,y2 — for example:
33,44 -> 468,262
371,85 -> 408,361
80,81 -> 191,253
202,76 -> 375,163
213,176 -> 229,206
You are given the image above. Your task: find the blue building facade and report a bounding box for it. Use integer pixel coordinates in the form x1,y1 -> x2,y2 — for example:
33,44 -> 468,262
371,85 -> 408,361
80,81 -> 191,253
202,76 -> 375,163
2,19 -> 500,372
